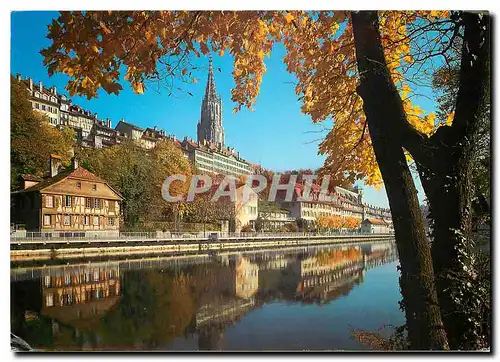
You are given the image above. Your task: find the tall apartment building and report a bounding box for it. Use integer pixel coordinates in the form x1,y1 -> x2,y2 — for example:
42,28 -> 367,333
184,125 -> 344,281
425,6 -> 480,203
275,182 -> 392,227
180,138 -> 252,177
16,74 -> 98,140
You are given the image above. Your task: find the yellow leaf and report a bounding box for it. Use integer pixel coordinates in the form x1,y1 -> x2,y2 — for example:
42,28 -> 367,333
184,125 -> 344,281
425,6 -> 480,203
145,30 -> 156,44
284,13 -> 294,23
81,77 -> 89,89
132,82 -> 145,94
445,112 -> 454,126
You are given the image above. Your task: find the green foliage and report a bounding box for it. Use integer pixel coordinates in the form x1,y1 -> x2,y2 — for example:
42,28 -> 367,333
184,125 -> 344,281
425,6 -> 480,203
81,140 -> 157,228
10,75 -> 75,190
75,138 -> 193,229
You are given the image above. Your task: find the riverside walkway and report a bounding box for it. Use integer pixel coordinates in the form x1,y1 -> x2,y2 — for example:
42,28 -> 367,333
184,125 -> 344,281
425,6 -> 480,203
10,231 -> 395,260
11,231 -> 393,244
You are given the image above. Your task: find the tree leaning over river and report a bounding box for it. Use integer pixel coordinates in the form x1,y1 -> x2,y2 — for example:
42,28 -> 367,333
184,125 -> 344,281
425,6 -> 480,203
41,10 -> 490,349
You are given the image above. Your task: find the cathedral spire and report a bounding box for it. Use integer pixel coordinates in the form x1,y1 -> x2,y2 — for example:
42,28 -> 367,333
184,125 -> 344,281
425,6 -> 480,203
204,55 -> 218,100
198,55 -> 225,147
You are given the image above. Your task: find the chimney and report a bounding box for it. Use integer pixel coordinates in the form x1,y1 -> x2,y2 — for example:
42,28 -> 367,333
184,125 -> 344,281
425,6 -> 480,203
71,157 -> 79,170
106,118 -> 112,128
29,78 -> 33,91
39,81 -> 43,92
16,73 -> 21,82
52,86 -> 57,95
49,154 -> 62,178
153,126 -> 157,131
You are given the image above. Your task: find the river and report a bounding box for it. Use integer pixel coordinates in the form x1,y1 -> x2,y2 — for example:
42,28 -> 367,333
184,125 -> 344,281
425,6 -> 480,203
11,240 -> 405,351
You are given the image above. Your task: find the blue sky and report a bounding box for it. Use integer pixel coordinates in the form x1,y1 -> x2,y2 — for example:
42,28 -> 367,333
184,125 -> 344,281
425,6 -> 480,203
11,11 -> 436,208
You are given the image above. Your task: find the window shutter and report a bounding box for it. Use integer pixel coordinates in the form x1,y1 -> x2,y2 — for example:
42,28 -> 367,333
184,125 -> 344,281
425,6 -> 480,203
42,195 -> 46,208
55,196 -> 60,207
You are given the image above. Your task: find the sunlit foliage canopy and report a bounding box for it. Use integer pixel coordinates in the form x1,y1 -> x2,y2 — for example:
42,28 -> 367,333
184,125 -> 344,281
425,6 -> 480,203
42,10 -> 456,187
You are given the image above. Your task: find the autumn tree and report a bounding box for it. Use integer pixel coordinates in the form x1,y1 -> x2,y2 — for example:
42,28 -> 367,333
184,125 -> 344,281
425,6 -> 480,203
42,10 -> 490,349
11,75 -> 75,189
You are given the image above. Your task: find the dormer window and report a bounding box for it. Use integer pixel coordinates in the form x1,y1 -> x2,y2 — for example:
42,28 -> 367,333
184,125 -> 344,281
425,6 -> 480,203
76,182 -> 81,189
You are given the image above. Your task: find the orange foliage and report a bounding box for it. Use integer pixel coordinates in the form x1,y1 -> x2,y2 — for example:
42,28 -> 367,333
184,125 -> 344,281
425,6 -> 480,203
315,247 -> 362,267
42,10 -> 452,187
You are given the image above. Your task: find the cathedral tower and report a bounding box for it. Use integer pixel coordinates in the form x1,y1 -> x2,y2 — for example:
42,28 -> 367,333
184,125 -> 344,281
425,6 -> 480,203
197,56 -> 225,146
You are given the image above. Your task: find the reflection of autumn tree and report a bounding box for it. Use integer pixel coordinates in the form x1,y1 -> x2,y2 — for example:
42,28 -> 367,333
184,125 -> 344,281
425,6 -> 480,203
314,248 -> 362,268
98,269 -> 196,349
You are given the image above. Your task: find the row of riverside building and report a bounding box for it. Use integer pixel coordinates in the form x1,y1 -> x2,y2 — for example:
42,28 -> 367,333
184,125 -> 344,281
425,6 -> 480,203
11,56 -> 392,234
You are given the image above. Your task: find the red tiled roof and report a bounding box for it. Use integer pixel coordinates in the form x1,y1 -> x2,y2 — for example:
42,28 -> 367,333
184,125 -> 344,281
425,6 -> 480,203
364,218 -> 387,225
15,166 -> 123,200
22,174 -> 43,182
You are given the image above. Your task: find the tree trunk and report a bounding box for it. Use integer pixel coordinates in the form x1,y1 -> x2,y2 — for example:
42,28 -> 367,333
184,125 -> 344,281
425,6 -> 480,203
417,12 -> 490,349
351,11 -> 449,350
418,142 -> 479,349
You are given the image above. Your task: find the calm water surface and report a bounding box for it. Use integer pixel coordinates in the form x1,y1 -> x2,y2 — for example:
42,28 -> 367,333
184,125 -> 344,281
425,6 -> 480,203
11,241 -> 404,351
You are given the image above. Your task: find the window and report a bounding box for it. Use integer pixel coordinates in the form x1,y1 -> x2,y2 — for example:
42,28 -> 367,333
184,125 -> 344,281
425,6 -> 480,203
92,184 -> 97,191
94,198 -> 100,209
65,274 -> 71,286
63,293 -> 73,306
108,217 -> 114,226
41,105 -> 46,111
43,214 -> 51,226
65,195 -> 71,207
84,215 -> 90,226
76,182 -> 81,189
44,275 -> 51,288
86,197 -> 92,208
45,293 -> 53,307
64,215 -> 71,226
93,216 -> 99,226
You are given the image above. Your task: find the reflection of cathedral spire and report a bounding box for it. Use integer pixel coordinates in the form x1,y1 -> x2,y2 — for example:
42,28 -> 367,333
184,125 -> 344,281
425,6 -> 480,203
197,55 -> 225,146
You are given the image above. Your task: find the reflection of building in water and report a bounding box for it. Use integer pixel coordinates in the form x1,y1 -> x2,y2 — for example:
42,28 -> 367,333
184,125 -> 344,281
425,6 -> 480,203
234,257 -> 259,299
40,265 -> 121,330
191,256 -> 258,350
11,243 -> 398,351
